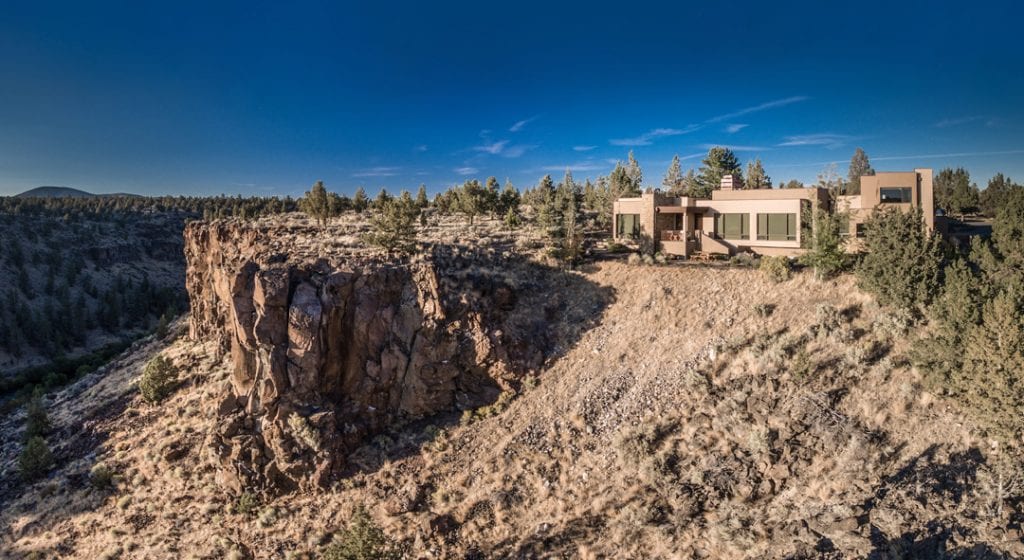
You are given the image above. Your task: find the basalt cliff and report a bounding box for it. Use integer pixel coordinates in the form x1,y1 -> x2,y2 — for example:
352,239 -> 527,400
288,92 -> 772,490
184,220 -> 597,493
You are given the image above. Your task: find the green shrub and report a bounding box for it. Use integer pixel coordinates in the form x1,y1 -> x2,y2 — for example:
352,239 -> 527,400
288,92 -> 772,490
627,253 -> 642,266
729,252 -> 759,268
138,355 -> 178,404
90,463 -> 115,491
856,207 -> 942,311
322,504 -> 402,560
813,304 -> 842,337
235,492 -> 259,515
24,392 -> 51,440
759,256 -> 791,283
19,436 -> 54,481
287,413 -> 322,452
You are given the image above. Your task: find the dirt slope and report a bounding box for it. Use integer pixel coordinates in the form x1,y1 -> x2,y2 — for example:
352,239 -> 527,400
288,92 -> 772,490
1,262 -> 1021,559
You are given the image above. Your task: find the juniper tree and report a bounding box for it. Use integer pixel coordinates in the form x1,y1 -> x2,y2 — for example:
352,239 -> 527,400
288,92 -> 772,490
979,173 -> 1020,218
935,167 -> 979,218
415,184 -> 429,209
484,176 -> 501,217
800,205 -> 847,281
846,148 -> 874,195
856,207 -> 942,311
456,179 -> 487,225
497,179 -> 520,216
363,191 -> 420,254
352,187 -> 369,213
625,151 -> 643,192
299,180 -> 331,227
534,174 -> 558,230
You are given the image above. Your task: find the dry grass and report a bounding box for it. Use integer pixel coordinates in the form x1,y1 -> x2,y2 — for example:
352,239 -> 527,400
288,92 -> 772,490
1,262 -> 1019,559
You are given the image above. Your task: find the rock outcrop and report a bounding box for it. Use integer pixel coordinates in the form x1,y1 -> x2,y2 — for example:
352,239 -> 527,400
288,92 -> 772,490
184,220 -> 593,493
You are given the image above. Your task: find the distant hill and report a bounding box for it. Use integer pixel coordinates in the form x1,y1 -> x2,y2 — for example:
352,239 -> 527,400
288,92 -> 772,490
14,186 -> 141,198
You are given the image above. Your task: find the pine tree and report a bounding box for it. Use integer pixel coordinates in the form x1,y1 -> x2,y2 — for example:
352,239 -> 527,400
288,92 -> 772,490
373,188 -> 392,209
745,158 -> 771,189
846,148 -> 874,195
497,179 -> 520,216
534,175 -> 557,230
979,173 -> 1020,218
663,155 -> 685,194
456,180 -> 486,225
625,151 -> 643,192
553,170 -> 584,266
695,146 -> 742,198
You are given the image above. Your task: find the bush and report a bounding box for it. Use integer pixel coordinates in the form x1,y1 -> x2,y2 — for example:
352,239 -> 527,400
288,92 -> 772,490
729,252 -> 759,268
90,463 -> 115,491
856,207 -> 942,311
287,413 -> 322,452
24,392 -> 51,440
759,256 -> 791,283
235,492 -> 259,515
322,504 -> 402,560
753,303 -> 775,318
138,355 -> 178,404
813,304 -> 842,337
627,253 -> 642,266
19,436 -> 54,481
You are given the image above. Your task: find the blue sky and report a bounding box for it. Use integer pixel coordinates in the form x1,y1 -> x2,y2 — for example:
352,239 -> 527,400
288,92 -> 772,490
1,0 -> 1022,197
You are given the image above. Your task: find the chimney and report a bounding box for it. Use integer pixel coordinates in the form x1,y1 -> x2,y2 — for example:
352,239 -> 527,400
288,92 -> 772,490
720,174 -> 743,190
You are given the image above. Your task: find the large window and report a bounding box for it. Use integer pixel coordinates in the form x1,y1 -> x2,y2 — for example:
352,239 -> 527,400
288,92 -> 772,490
757,213 -> 797,241
715,213 -> 748,240
880,187 -> 912,203
616,214 -> 640,238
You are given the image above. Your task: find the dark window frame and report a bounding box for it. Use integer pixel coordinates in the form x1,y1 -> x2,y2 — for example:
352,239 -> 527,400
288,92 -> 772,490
756,213 -> 797,241
616,213 -> 641,238
879,187 -> 912,203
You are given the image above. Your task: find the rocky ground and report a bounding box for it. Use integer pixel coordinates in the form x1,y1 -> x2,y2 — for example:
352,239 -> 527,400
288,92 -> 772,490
1,216 -> 1022,559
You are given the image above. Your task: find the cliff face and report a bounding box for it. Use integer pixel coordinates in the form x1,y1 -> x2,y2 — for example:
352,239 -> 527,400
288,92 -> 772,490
184,221 -> 579,493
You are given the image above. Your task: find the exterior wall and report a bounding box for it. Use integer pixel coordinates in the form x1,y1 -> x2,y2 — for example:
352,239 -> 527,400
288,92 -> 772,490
695,196 -> 808,255
847,169 -> 935,232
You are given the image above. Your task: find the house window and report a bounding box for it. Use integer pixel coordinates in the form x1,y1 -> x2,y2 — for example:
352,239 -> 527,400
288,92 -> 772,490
756,213 -> 797,241
879,187 -> 912,203
616,214 -> 640,238
715,213 -> 748,240
856,223 -> 866,238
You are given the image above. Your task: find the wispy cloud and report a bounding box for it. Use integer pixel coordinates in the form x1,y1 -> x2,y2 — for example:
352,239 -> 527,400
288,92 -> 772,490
540,161 -> 606,172
777,133 -> 852,149
705,96 -> 809,123
454,166 -> 478,176
725,123 -> 748,134
502,144 -> 536,158
679,152 -> 706,161
698,144 -> 771,152
413,144 -> 428,152
352,166 -> 400,178
770,149 -> 1024,170
573,145 -> 597,152
933,116 -> 984,128
610,126 -> 698,146
510,116 -> 539,132
474,140 -> 509,155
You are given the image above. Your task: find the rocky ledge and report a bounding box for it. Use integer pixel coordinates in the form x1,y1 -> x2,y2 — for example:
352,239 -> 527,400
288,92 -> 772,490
184,220 -> 604,493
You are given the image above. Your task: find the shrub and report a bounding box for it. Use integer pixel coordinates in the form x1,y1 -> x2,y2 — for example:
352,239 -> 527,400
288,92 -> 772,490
759,256 -> 791,283
361,193 -> 420,254
19,436 -> 54,481
800,207 -> 847,280
322,504 -> 402,560
90,463 -> 115,491
729,252 -> 759,268
813,304 -> 842,337
856,207 -> 942,310
235,492 -> 259,515
753,303 -> 775,318
24,392 -> 51,440
873,308 -> 916,339
627,253 -> 642,266
287,413 -> 322,452
138,355 -> 178,404
654,252 -> 667,265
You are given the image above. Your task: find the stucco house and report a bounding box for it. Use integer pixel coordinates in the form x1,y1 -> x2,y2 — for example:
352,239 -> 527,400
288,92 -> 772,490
612,168 -> 935,257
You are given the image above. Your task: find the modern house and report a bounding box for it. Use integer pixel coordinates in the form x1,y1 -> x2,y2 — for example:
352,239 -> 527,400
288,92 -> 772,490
612,168 -> 934,257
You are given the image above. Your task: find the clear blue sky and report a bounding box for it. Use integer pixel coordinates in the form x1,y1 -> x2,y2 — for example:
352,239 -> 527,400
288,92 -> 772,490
1,0 -> 1022,197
